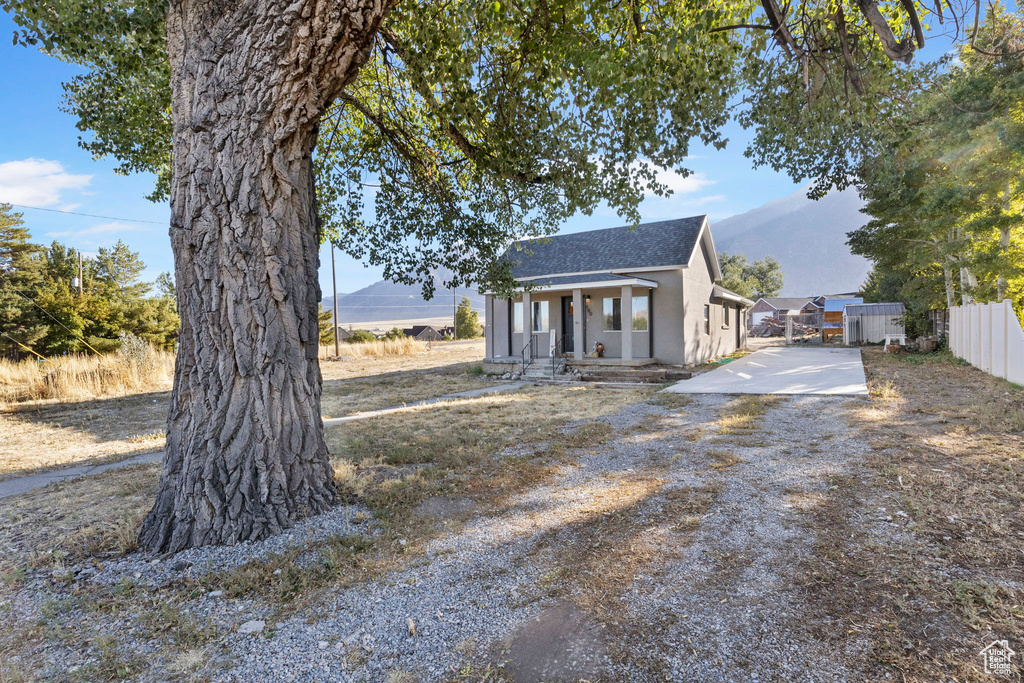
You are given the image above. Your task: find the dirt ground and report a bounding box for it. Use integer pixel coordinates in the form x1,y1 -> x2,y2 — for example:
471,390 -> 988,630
0,344 -> 1021,682
0,341 -> 488,482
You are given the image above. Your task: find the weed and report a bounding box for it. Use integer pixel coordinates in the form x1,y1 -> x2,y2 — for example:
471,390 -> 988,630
716,395 -> 785,435
649,393 -> 692,410
706,449 -> 741,469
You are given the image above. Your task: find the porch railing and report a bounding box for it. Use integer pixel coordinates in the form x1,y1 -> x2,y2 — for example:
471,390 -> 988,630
551,334 -> 568,378
520,336 -> 536,374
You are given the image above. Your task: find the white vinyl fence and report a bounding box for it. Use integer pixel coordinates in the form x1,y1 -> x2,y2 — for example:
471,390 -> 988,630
949,300 -> 1024,386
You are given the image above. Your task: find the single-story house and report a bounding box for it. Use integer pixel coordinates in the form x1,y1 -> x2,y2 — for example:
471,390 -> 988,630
748,297 -> 817,326
482,216 -> 753,367
402,325 -> 445,341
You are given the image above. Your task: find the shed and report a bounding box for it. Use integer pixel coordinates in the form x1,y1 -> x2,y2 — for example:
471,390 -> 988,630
822,297 -> 863,340
843,303 -> 906,344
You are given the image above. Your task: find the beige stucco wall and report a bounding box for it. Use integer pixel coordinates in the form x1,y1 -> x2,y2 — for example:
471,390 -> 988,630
678,241 -> 746,364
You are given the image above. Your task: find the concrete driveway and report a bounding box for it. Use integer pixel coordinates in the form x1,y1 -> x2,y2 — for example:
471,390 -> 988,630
665,346 -> 869,396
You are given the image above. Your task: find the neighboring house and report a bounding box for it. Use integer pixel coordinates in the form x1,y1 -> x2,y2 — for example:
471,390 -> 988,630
482,216 -> 753,366
748,297 -> 816,326
402,325 -> 445,341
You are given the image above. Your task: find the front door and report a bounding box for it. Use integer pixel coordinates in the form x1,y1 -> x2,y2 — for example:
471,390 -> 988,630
561,296 -> 574,353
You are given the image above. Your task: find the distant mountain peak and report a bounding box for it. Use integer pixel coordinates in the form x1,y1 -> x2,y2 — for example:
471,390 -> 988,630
711,186 -> 869,297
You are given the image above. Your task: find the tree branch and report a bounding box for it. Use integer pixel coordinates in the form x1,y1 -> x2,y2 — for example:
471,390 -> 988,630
856,0 -> 915,63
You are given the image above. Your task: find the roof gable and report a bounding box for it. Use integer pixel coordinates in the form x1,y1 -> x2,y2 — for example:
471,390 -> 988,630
761,297 -> 815,310
507,216 -> 708,279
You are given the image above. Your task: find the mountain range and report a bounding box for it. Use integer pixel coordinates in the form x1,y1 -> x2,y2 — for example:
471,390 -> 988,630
321,269 -> 484,325
710,185 -> 871,297
323,186 -> 872,323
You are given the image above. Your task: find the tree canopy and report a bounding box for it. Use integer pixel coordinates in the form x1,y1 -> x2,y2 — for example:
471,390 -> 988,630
719,251 -> 785,300
0,0 -> 975,295
851,6 -> 1024,318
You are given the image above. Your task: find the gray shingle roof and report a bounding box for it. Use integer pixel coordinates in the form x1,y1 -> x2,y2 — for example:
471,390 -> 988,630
508,216 -> 707,279
762,297 -> 815,311
522,274 -> 633,287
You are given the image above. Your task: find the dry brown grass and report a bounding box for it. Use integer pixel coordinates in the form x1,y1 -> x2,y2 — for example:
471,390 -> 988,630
797,347 -> 1024,681
716,394 -> 785,436
336,337 -> 427,358
321,373 -> 498,417
320,339 -> 485,382
0,349 -> 174,405
0,392 -> 169,481
328,385 -> 654,525
0,463 -> 160,573
0,341 -> 491,480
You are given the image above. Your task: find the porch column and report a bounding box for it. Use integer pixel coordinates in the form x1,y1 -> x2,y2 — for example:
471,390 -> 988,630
621,285 -> 633,361
522,291 -> 533,360
572,288 -> 584,360
484,295 -> 494,360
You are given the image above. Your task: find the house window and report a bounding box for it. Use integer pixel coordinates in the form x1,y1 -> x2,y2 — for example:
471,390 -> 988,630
532,300 -> 549,332
723,304 -> 730,329
632,296 -> 648,331
703,304 -> 710,335
603,297 -> 622,331
512,301 -> 523,333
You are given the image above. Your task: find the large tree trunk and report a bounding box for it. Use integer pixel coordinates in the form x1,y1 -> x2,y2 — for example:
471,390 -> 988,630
139,0 -> 389,553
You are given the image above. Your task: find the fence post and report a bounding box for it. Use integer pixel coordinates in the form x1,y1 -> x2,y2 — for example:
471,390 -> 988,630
1005,299 -> 1013,383
983,303 -> 992,373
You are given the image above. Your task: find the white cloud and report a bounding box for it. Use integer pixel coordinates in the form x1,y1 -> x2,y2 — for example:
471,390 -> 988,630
681,193 -> 727,206
0,158 -> 93,207
654,169 -> 715,195
46,222 -> 147,239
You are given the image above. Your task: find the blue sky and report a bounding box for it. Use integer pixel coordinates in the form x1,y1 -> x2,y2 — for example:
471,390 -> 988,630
0,10 -> 963,295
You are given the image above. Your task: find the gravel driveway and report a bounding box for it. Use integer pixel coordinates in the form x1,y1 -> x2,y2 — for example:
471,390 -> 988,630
206,392 -> 873,681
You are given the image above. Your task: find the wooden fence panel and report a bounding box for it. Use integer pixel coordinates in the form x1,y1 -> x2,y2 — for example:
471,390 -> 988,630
950,300 -> 1024,386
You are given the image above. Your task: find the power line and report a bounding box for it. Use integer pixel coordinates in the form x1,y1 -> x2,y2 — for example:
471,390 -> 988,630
1,280 -> 102,354
6,203 -> 165,225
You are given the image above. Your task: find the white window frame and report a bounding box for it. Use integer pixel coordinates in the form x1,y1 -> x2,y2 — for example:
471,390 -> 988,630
603,297 -> 622,331
532,300 -> 549,332
632,295 -> 649,331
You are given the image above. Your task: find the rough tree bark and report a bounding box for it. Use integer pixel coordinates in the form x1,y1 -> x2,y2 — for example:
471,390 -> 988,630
139,0 -> 390,552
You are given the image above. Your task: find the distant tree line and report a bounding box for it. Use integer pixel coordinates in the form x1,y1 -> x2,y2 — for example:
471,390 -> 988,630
0,204 -> 179,358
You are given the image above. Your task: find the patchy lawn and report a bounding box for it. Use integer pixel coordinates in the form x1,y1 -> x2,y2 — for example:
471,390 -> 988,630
320,372 -> 498,417
0,392 -> 169,482
799,346 -> 1024,681
0,341 -> 491,481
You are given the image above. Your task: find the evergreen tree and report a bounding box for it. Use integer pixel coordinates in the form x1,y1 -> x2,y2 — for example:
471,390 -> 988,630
455,296 -> 482,339
0,204 -> 48,357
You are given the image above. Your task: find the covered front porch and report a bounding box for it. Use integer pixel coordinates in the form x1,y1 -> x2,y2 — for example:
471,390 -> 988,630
484,273 -> 659,364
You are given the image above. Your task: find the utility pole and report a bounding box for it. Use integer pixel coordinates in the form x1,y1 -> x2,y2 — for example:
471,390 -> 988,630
331,243 -> 339,358
77,251 -> 84,295
453,286 -> 457,340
